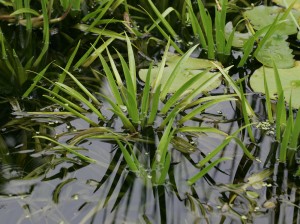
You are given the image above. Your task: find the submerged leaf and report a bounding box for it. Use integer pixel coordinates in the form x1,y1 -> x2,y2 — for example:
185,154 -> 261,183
263,200 -> 277,209
171,136 -> 197,154
243,5 -> 300,36
246,190 -> 260,199
245,169 -> 272,189
138,53 -> 221,94
255,34 -> 295,68
250,62 -> 300,108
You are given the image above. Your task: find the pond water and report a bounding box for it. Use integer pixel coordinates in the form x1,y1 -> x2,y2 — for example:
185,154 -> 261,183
1,95 -> 299,224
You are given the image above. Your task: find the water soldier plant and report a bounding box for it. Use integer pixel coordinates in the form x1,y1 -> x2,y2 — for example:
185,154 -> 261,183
1,0 -> 300,223
27,36 -> 257,185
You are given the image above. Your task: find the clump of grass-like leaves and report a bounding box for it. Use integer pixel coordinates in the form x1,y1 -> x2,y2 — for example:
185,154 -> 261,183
261,63 -> 300,166
0,0 -> 126,98
22,34 -> 259,186
138,0 -> 234,60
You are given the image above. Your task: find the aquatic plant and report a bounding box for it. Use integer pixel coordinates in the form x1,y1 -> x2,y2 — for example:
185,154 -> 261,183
251,63 -> 300,166
23,35 -> 261,191
228,4 -> 300,67
138,0 -> 233,60
0,0 -> 126,98
2,0 -> 300,223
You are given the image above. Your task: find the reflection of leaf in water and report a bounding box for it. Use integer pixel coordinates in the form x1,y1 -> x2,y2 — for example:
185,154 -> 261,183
91,145 -> 136,214
102,164 -> 136,212
0,134 -> 8,157
186,193 -> 211,223
93,146 -> 124,193
52,178 -> 77,203
110,172 -> 136,212
171,136 -> 197,154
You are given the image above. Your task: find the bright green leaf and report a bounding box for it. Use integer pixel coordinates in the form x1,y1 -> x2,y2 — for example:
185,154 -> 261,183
10,8 -> 40,16
138,53 -> 221,95
243,5 -> 300,36
273,0 -> 300,10
255,34 -> 295,68
250,62 -> 300,108
224,22 -> 252,48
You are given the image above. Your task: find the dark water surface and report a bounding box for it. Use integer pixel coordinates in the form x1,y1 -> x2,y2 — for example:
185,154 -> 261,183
1,97 -> 299,224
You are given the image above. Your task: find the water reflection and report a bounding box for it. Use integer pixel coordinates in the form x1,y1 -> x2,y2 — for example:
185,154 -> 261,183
0,131 -> 44,196
0,141 -> 298,223
1,102 -> 300,224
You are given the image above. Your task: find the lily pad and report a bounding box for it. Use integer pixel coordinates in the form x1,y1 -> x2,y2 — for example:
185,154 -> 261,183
255,34 -> 295,68
243,6 -> 300,36
250,62 -> 300,108
273,0 -> 300,10
225,22 -> 252,48
138,53 -> 221,94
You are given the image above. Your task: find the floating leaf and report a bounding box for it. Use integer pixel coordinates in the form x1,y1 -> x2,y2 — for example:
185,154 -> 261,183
255,34 -> 295,68
138,53 -> 221,94
243,6 -> 300,36
250,62 -> 300,108
225,22 -> 252,48
273,0 -> 300,10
